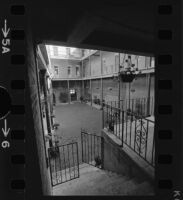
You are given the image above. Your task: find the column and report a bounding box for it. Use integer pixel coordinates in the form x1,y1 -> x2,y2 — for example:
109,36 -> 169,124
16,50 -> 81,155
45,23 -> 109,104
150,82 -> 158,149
67,80 -> 70,104
100,51 -> 103,107
147,73 -> 151,116
82,60 -> 84,97
118,53 -> 121,109
128,83 -> 131,109
100,51 -> 104,128
89,56 -> 92,106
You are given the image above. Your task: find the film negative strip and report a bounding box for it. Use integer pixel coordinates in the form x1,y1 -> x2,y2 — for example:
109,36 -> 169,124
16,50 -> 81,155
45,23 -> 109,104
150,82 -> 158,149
0,0 -> 182,200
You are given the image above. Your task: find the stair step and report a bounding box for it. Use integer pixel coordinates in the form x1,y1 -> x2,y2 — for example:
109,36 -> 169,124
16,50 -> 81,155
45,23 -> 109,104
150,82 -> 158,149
92,178 -> 139,195
129,181 -> 154,195
53,164 -> 154,195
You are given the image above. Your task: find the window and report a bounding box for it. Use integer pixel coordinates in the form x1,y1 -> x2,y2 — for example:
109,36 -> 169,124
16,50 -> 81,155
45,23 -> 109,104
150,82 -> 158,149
54,66 -> 59,75
70,89 -> 75,94
76,66 -> 79,76
68,66 -> 71,76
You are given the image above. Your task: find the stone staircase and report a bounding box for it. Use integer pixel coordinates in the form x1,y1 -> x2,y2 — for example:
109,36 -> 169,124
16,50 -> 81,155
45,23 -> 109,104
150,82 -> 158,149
53,163 -> 154,195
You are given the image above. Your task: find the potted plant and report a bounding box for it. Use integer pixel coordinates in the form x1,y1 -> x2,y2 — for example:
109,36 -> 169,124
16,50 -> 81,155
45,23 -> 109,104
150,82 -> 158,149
53,122 -> 60,130
119,56 -> 141,82
126,108 -> 132,115
106,118 -> 115,132
80,96 -> 84,103
49,147 -> 59,158
94,155 -> 102,167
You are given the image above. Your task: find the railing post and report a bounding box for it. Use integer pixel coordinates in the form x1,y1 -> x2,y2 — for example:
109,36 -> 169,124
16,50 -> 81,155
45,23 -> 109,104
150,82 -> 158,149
101,137 -> 104,169
121,110 -> 124,147
48,148 -> 54,186
81,132 -> 84,163
76,142 -> 80,178
106,103 -> 108,127
102,102 -> 104,129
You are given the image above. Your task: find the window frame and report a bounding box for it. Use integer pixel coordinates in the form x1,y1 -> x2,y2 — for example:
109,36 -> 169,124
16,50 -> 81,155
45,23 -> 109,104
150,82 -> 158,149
76,65 -> 80,76
54,66 -> 59,75
68,66 -> 71,76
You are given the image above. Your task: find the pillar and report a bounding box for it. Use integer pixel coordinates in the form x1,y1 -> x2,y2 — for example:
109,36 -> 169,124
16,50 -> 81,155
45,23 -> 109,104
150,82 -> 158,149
100,51 -> 104,128
118,53 -> 121,109
100,51 -> 103,107
82,60 -> 84,97
147,73 -> 151,116
67,80 -> 70,104
128,83 -> 131,109
89,56 -> 92,106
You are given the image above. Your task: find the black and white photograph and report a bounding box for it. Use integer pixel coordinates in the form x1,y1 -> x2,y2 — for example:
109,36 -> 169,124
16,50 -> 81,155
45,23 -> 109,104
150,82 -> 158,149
36,42 -> 155,195
1,0 -> 182,199
29,0 -> 156,196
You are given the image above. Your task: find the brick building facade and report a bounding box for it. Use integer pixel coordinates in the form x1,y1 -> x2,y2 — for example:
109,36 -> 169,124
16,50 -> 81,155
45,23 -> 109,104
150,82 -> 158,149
47,46 -> 154,115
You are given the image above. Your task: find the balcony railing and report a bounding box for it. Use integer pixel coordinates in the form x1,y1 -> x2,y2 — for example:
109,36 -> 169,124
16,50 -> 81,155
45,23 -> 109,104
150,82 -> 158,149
103,103 -> 155,167
106,97 -> 154,117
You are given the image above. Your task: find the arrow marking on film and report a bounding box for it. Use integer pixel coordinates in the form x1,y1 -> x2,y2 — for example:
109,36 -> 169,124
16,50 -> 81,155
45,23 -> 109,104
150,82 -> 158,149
2,19 -> 10,38
2,119 -> 10,137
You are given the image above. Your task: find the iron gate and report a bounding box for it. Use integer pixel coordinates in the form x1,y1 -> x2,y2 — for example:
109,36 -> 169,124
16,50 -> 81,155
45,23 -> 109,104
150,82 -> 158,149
48,142 -> 79,186
81,129 -> 104,169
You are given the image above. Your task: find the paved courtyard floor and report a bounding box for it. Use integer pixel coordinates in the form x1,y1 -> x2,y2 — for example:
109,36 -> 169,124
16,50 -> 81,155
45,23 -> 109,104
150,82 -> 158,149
53,102 -> 102,164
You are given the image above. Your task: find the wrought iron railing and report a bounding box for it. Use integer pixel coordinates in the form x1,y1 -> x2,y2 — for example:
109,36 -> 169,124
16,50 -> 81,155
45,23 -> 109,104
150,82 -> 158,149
48,142 -> 79,186
106,97 -> 154,117
103,103 -> 155,167
81,129 -> 104,169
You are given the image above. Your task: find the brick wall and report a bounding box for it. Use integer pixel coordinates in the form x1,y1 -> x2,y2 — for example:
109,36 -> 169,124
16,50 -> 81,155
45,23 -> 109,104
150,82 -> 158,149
82,51 -> 151,79
69,80 -> 82,100
51,58 -> 81,79
91,79 -> 101,99
91,55 -> 101,76
26,31 -> 52,195
83,51 -> 117,78
102,51 -> 116,75
130,74 -> 154,100
51,51 -> 153,80
83,59 -> 90,78
103,78 -> 119,102
82,74 -> 154,106
84,80 -> 91,99
53,73 -> 154,107
51,51 -> 154,108
52,80 -> 82,103
52,81 -> 68,103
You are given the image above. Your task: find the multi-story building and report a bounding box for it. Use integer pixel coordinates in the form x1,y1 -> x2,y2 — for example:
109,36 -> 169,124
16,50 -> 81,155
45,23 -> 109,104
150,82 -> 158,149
46,45 -> 155,116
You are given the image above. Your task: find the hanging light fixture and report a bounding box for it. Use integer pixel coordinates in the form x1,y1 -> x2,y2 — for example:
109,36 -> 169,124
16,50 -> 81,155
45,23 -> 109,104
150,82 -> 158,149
119,55 -> 141,82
